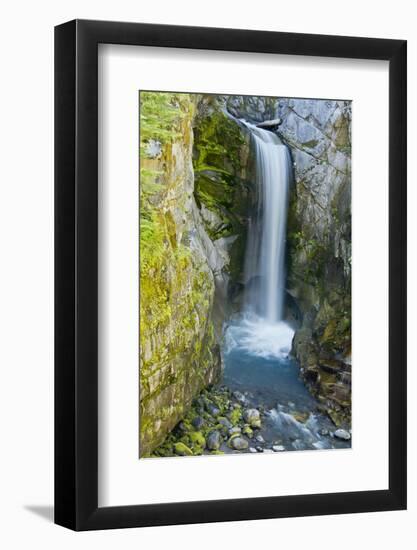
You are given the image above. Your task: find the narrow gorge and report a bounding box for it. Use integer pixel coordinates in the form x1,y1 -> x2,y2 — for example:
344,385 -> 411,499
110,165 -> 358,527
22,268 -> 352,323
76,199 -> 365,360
139,92 -> 351,457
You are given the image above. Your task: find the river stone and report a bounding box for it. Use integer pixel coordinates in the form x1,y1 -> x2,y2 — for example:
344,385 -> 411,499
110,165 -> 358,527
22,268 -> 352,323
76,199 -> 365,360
292,411 -> 309,423
244,408 -> 261,428
272,445 -> 285,452
255,446 -> 264,453
206,430 -> 222,451
174,442 -> 193,456
193,396 -> 205,414
242,425 -> 254,438
177,421 -> 189,434
206,403 -> 221,417
249,447 -> 257,453
218,417 -> 232,429
229,426 -> 241,436
232,390 -> 246,404
255,434 -> 265,444
191,416 -> 205,430
231,437 -> 249,451
334,428 -> 351,441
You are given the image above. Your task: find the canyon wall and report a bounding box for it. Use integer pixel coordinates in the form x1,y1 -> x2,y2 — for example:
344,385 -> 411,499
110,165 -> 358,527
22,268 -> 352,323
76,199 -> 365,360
139,94 -> 221,456
277,98 -> 352,425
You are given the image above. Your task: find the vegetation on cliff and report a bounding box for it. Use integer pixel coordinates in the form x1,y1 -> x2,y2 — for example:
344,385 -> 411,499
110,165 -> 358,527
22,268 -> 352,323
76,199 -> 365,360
139,92 -> 221,456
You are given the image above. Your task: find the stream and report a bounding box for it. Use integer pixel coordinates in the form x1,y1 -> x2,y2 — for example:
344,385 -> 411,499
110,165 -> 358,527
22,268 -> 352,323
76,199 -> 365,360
222,315 -> 350,452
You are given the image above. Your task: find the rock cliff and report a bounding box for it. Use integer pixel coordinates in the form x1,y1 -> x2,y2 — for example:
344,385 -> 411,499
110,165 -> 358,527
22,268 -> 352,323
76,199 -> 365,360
277,98 -> 352,425
139,93 -> 222,456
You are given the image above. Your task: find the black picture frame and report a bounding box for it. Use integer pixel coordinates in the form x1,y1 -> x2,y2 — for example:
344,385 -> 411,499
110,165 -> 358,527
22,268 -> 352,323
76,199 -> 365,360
55,19 -> 407,531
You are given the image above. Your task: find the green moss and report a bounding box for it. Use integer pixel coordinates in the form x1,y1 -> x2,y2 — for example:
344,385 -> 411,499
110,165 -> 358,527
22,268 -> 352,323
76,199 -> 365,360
229,407 -> 242,425
174,442 -> 193,456
140,91 -> 194,151
189,431 -> 206,450
242,425 -> 253,438
302,139 -> 319,149
139,92 -> 222,457
191,102 -> 253,285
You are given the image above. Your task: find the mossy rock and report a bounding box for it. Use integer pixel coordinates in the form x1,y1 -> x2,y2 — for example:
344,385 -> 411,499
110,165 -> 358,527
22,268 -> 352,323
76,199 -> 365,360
174,442 -> 193,456
242,425 -> 254,438
229,407 -> 242,425
189,431 -> 206,450
227,432 -> 242,447
292,411 -> 309,423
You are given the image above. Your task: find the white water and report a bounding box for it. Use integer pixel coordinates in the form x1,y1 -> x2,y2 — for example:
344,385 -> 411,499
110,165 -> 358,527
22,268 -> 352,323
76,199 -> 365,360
243,123 -> 292,322
267,408 -> 331,450
225,316 -> 294,359
226,120 -> 293,359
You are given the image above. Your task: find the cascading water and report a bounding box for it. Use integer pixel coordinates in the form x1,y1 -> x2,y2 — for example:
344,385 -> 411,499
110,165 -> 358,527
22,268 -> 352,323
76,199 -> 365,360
243,123 -> 292,323
225,121 -> 294,359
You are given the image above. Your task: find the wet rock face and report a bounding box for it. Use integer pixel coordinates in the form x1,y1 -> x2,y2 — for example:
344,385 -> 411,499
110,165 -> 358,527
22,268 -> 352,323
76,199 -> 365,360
276,98 -> 352,423
224,95 -> 278,123
140,94 -> 222,456
192,95 -> 257,318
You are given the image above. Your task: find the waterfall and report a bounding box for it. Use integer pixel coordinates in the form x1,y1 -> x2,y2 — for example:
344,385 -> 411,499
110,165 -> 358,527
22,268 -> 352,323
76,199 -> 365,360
243,123 -> 292,323
225,119 -> 294,360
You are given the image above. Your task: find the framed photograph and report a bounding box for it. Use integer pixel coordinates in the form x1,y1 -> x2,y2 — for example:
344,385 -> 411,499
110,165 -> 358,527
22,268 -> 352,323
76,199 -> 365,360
55,19 -> 407,530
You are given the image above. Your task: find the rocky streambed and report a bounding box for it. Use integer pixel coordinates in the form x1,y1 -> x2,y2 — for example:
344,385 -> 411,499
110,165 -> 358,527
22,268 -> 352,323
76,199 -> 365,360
151,345 -> 351,459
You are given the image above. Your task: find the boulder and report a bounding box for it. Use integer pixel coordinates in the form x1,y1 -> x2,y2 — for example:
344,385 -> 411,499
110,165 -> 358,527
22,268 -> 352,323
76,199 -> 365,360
243,408 -> 261,428
230,437 -> 249,451
334,428 -> 351,441
174,442 -> 193,456
206,430 -> 222,451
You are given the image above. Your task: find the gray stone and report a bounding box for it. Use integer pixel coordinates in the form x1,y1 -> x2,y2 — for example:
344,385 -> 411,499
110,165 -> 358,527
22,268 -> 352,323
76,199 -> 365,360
206,402 -> 221,417
218,417 -> 232,429
255,434 -> 265,444
272,445 -> 285,452
229,426 -> 242,436
243,408 -> 261,428
231,437 -> 249,451
232,391 -> 246,404
334,429 -> 351,441
191,416 -> 205,430
206,430 -> 222,451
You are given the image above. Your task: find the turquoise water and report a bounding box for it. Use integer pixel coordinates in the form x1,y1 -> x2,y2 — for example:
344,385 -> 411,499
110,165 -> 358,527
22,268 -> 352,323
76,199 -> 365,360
222,317 -> 351,452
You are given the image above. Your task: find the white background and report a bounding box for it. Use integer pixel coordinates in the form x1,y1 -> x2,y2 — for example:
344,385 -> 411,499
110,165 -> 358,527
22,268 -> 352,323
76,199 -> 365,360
99,45 -> 389,506
0,1 -> 415,548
